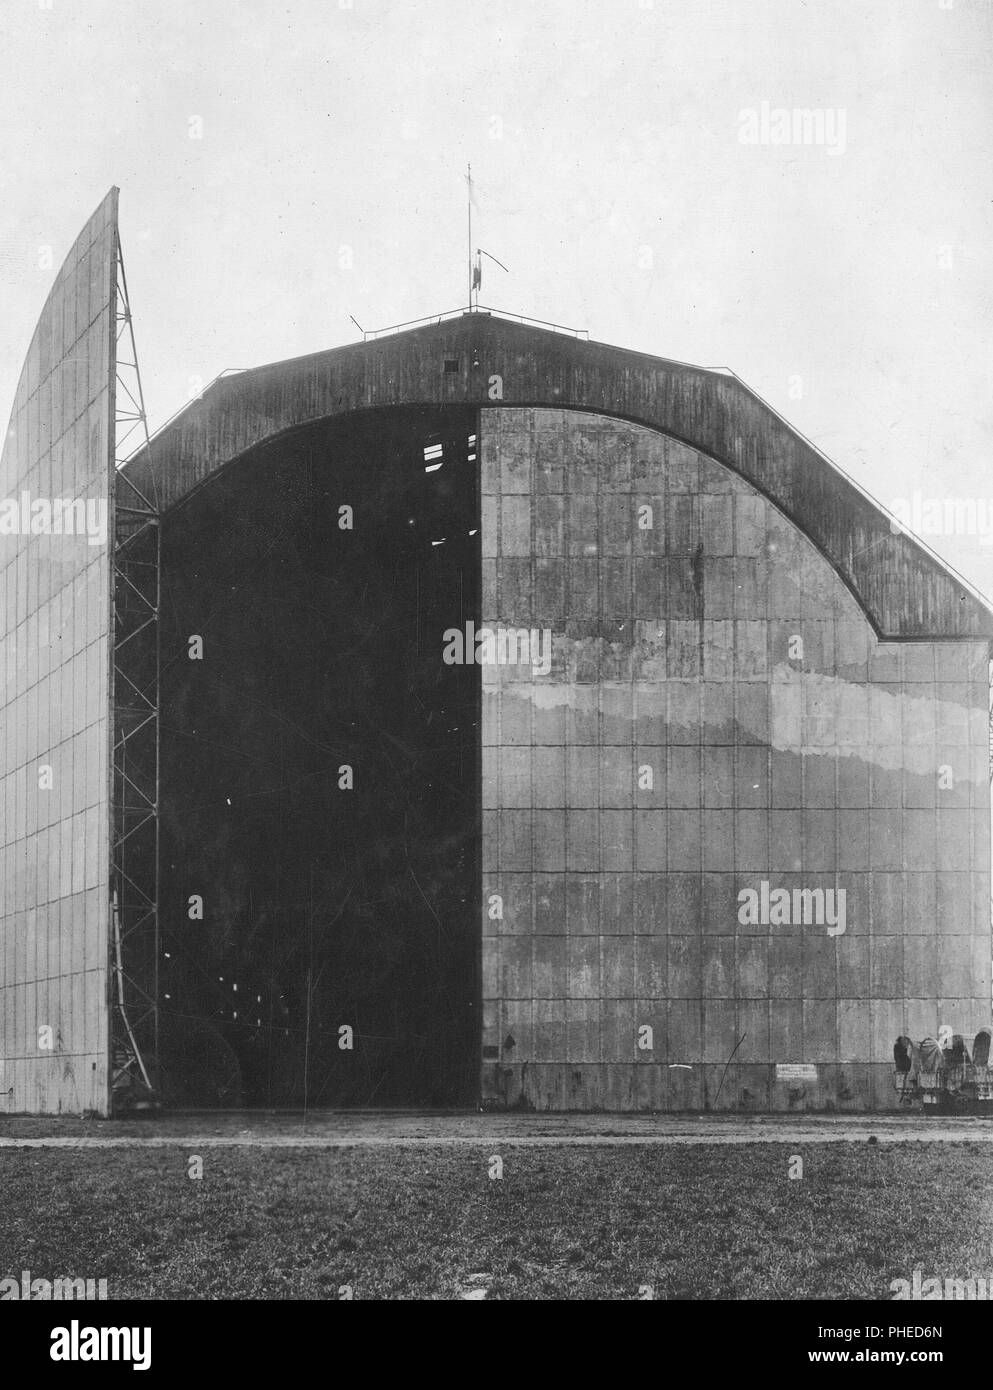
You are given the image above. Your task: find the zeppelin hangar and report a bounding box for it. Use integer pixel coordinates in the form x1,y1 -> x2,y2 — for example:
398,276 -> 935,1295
1,190 -> 991,1116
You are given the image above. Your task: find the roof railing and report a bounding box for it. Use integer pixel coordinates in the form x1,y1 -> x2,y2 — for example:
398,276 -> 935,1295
120,367 -> 248,465
122,309 -> 589,463
361,304 -> 589,341
727,370 -> 993,615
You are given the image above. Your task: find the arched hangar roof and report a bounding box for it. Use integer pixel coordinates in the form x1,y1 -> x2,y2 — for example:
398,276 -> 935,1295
120,312 -> 993,642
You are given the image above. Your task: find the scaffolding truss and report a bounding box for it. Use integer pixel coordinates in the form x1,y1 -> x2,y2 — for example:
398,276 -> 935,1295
110,238 -> 160,1109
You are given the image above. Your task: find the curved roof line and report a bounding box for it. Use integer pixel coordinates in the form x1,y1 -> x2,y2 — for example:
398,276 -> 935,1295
120,313 -> 993,641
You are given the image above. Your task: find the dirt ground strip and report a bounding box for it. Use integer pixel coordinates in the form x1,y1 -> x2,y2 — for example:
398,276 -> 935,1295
1,1110 -> 992,1146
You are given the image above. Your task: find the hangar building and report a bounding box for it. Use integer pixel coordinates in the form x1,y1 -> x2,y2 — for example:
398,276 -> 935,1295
1,191 -> 990,1114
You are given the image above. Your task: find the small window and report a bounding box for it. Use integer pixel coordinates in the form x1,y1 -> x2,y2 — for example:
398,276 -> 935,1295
443,358 -> 460,374
482,1044 -> 500,1060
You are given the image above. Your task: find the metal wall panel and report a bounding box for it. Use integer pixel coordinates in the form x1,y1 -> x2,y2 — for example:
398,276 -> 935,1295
0,189 -> 117,1114
480,407 -> 991,1111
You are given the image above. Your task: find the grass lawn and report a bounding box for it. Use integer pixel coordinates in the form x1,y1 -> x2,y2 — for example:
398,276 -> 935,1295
2,1141 -> 992,1299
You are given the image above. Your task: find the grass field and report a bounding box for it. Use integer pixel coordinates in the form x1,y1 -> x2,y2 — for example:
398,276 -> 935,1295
3,1140 -> 993,1299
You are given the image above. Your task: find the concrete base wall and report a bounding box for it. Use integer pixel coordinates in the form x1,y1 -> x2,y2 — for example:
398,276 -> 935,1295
483,1061 -> 901,1112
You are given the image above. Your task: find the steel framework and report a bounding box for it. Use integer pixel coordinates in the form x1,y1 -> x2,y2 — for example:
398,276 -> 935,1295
110,238 -> 160,1109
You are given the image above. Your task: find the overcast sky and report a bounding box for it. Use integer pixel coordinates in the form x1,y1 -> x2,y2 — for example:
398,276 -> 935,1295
1,0 -> 991,599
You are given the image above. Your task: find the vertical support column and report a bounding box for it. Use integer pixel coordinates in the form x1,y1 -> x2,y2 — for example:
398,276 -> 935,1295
110,240 -> 160,1110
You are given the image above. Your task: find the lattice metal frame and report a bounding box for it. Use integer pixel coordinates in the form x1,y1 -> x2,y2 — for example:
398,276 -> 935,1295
110,238 -> 160,1108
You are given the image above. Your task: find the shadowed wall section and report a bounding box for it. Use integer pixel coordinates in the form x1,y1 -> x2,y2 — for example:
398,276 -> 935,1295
480,408 -> 991,1111
154,407 -> 479,1106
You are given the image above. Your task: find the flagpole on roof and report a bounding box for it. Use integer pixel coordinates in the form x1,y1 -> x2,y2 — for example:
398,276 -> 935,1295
466,163 -> 472,310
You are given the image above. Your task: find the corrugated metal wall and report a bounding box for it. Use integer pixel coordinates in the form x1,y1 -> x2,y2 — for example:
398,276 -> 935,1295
480,408 -> 991,1111
0,190 -> 116,1115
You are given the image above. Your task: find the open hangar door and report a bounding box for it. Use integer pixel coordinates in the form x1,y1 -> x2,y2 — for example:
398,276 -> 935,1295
147,405 -> 481,1107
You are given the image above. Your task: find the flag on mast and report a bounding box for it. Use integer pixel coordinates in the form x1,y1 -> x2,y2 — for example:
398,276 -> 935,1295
465,165 -> 479,209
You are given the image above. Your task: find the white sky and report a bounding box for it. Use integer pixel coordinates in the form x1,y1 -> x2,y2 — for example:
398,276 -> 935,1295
1,0 -> 991,599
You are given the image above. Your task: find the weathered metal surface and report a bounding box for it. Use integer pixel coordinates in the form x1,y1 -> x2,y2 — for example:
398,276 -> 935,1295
122,313 -> 993,639
479,408 -> 991,1112
110,313 -> 993,1114
0,190 -> 117,1115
